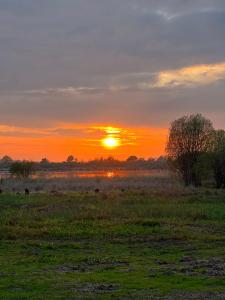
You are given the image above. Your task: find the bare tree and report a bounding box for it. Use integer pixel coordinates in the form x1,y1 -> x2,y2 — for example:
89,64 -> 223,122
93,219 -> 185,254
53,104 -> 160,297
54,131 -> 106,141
166,114 -> 214,186
67,155 -> 75,163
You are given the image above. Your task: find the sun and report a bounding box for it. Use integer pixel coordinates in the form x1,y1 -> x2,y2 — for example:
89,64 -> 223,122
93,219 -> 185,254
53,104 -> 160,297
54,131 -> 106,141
102,136 -> 120,149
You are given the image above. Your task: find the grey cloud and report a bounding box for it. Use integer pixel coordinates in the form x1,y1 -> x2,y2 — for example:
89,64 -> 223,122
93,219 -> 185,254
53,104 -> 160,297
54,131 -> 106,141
0,80 -> 224,129
0,0 -> 224,129
0,0 -> 225,89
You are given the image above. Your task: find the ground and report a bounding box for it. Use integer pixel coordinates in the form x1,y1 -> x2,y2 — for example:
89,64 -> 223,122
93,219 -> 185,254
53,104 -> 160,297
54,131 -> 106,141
1,189 -> 225,299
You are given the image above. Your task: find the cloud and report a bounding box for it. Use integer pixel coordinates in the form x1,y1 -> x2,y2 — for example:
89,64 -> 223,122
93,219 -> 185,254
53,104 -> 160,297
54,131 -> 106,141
24,87 -> 106,96
13,61 -> 225,99
0,1 -> 224,131
151,62 -> 225,88
0,1 -> 225,92
0,124 -> 49,137
0,123 -> 137,148
110,62 -> 225,90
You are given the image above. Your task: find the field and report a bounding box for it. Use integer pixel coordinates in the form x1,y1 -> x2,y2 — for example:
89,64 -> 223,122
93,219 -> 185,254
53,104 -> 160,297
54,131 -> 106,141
0,170 -> 172,193
1,180 -> 225,299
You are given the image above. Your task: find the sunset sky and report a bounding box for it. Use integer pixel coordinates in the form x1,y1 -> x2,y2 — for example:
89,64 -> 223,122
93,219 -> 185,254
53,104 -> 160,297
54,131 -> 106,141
0,0 -> 225,161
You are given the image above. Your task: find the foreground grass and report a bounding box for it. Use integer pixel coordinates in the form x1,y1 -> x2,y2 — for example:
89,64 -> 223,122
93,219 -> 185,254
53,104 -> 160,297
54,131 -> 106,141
1,190 -> 225,299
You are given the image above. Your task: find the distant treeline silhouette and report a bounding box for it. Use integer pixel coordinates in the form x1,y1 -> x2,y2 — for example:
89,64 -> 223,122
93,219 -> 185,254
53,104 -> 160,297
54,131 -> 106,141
0,155 -> 167,174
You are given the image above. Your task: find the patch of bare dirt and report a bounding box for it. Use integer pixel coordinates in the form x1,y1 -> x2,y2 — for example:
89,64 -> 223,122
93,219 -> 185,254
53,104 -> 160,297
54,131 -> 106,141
74,283 -> 119,294
155,256 -> 225,277
51,260 -> 129,273
164,291 -> 225,300
121,291 -> 225,300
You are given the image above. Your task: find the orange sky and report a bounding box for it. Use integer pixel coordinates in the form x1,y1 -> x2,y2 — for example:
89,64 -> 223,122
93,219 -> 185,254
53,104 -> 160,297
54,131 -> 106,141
0,2 -> 225,162
0,125 -> 168,161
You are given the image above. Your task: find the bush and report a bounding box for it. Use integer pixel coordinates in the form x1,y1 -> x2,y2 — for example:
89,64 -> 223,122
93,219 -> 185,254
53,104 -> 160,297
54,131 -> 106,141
10,161 -> 35,178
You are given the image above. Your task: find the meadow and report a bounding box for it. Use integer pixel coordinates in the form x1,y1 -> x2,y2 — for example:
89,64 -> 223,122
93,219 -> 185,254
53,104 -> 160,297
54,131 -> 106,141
1,175 -> 225,299
0,170 -> 173,193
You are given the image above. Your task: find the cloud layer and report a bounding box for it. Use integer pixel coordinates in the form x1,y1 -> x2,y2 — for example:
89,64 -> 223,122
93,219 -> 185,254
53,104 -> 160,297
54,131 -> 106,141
153,62 -> 225,88
0,0 -> 225,137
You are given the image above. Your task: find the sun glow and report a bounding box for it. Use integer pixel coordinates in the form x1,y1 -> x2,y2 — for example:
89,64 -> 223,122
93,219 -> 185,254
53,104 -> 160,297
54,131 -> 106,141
102,136 -> 120,149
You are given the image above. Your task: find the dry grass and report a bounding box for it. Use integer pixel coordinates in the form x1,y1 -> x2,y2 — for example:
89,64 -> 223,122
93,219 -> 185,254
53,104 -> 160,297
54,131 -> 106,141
0,172 -> 184,195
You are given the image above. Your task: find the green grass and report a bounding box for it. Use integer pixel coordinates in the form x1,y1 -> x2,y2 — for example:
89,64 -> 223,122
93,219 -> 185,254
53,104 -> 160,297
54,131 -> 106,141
1,190 -> 225,299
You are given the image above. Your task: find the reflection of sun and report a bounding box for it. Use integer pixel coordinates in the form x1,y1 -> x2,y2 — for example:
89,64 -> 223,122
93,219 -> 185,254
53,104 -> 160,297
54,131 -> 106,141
102,136 -> 120,149
106,171 -> 115,178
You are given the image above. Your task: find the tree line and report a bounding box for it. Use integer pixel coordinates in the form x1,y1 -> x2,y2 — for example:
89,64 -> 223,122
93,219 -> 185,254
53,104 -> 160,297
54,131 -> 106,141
0,155 -> 167,179
166,113 -> 225,188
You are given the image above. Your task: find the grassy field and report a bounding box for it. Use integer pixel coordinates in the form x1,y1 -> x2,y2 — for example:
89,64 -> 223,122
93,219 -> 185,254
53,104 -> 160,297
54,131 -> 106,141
0,171 -> 174,193
1,189 -> 225,299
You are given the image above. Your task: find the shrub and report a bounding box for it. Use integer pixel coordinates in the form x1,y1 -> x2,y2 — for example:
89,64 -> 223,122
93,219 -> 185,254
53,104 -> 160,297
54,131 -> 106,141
10,161 -> 35,178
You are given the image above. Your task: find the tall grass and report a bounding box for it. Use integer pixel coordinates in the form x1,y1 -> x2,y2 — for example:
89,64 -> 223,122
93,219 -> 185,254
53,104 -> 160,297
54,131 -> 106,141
0,172 -> 182,193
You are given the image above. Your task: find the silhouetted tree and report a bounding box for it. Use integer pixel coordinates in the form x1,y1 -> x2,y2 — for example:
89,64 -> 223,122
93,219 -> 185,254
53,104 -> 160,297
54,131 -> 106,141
40,158 -> 49,164
107,156 -> 115,161
1,155 -> 13,163
67,155 -> 75,163
10,161 -> 35,178
212,130 -> 225,188
0,155 -> 13,167
126,156 -> 138,162
166,114 -> 214,187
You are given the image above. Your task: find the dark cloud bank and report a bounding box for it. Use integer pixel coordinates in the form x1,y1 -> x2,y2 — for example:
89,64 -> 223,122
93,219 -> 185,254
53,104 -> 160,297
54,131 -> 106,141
0,0 -> 225,129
